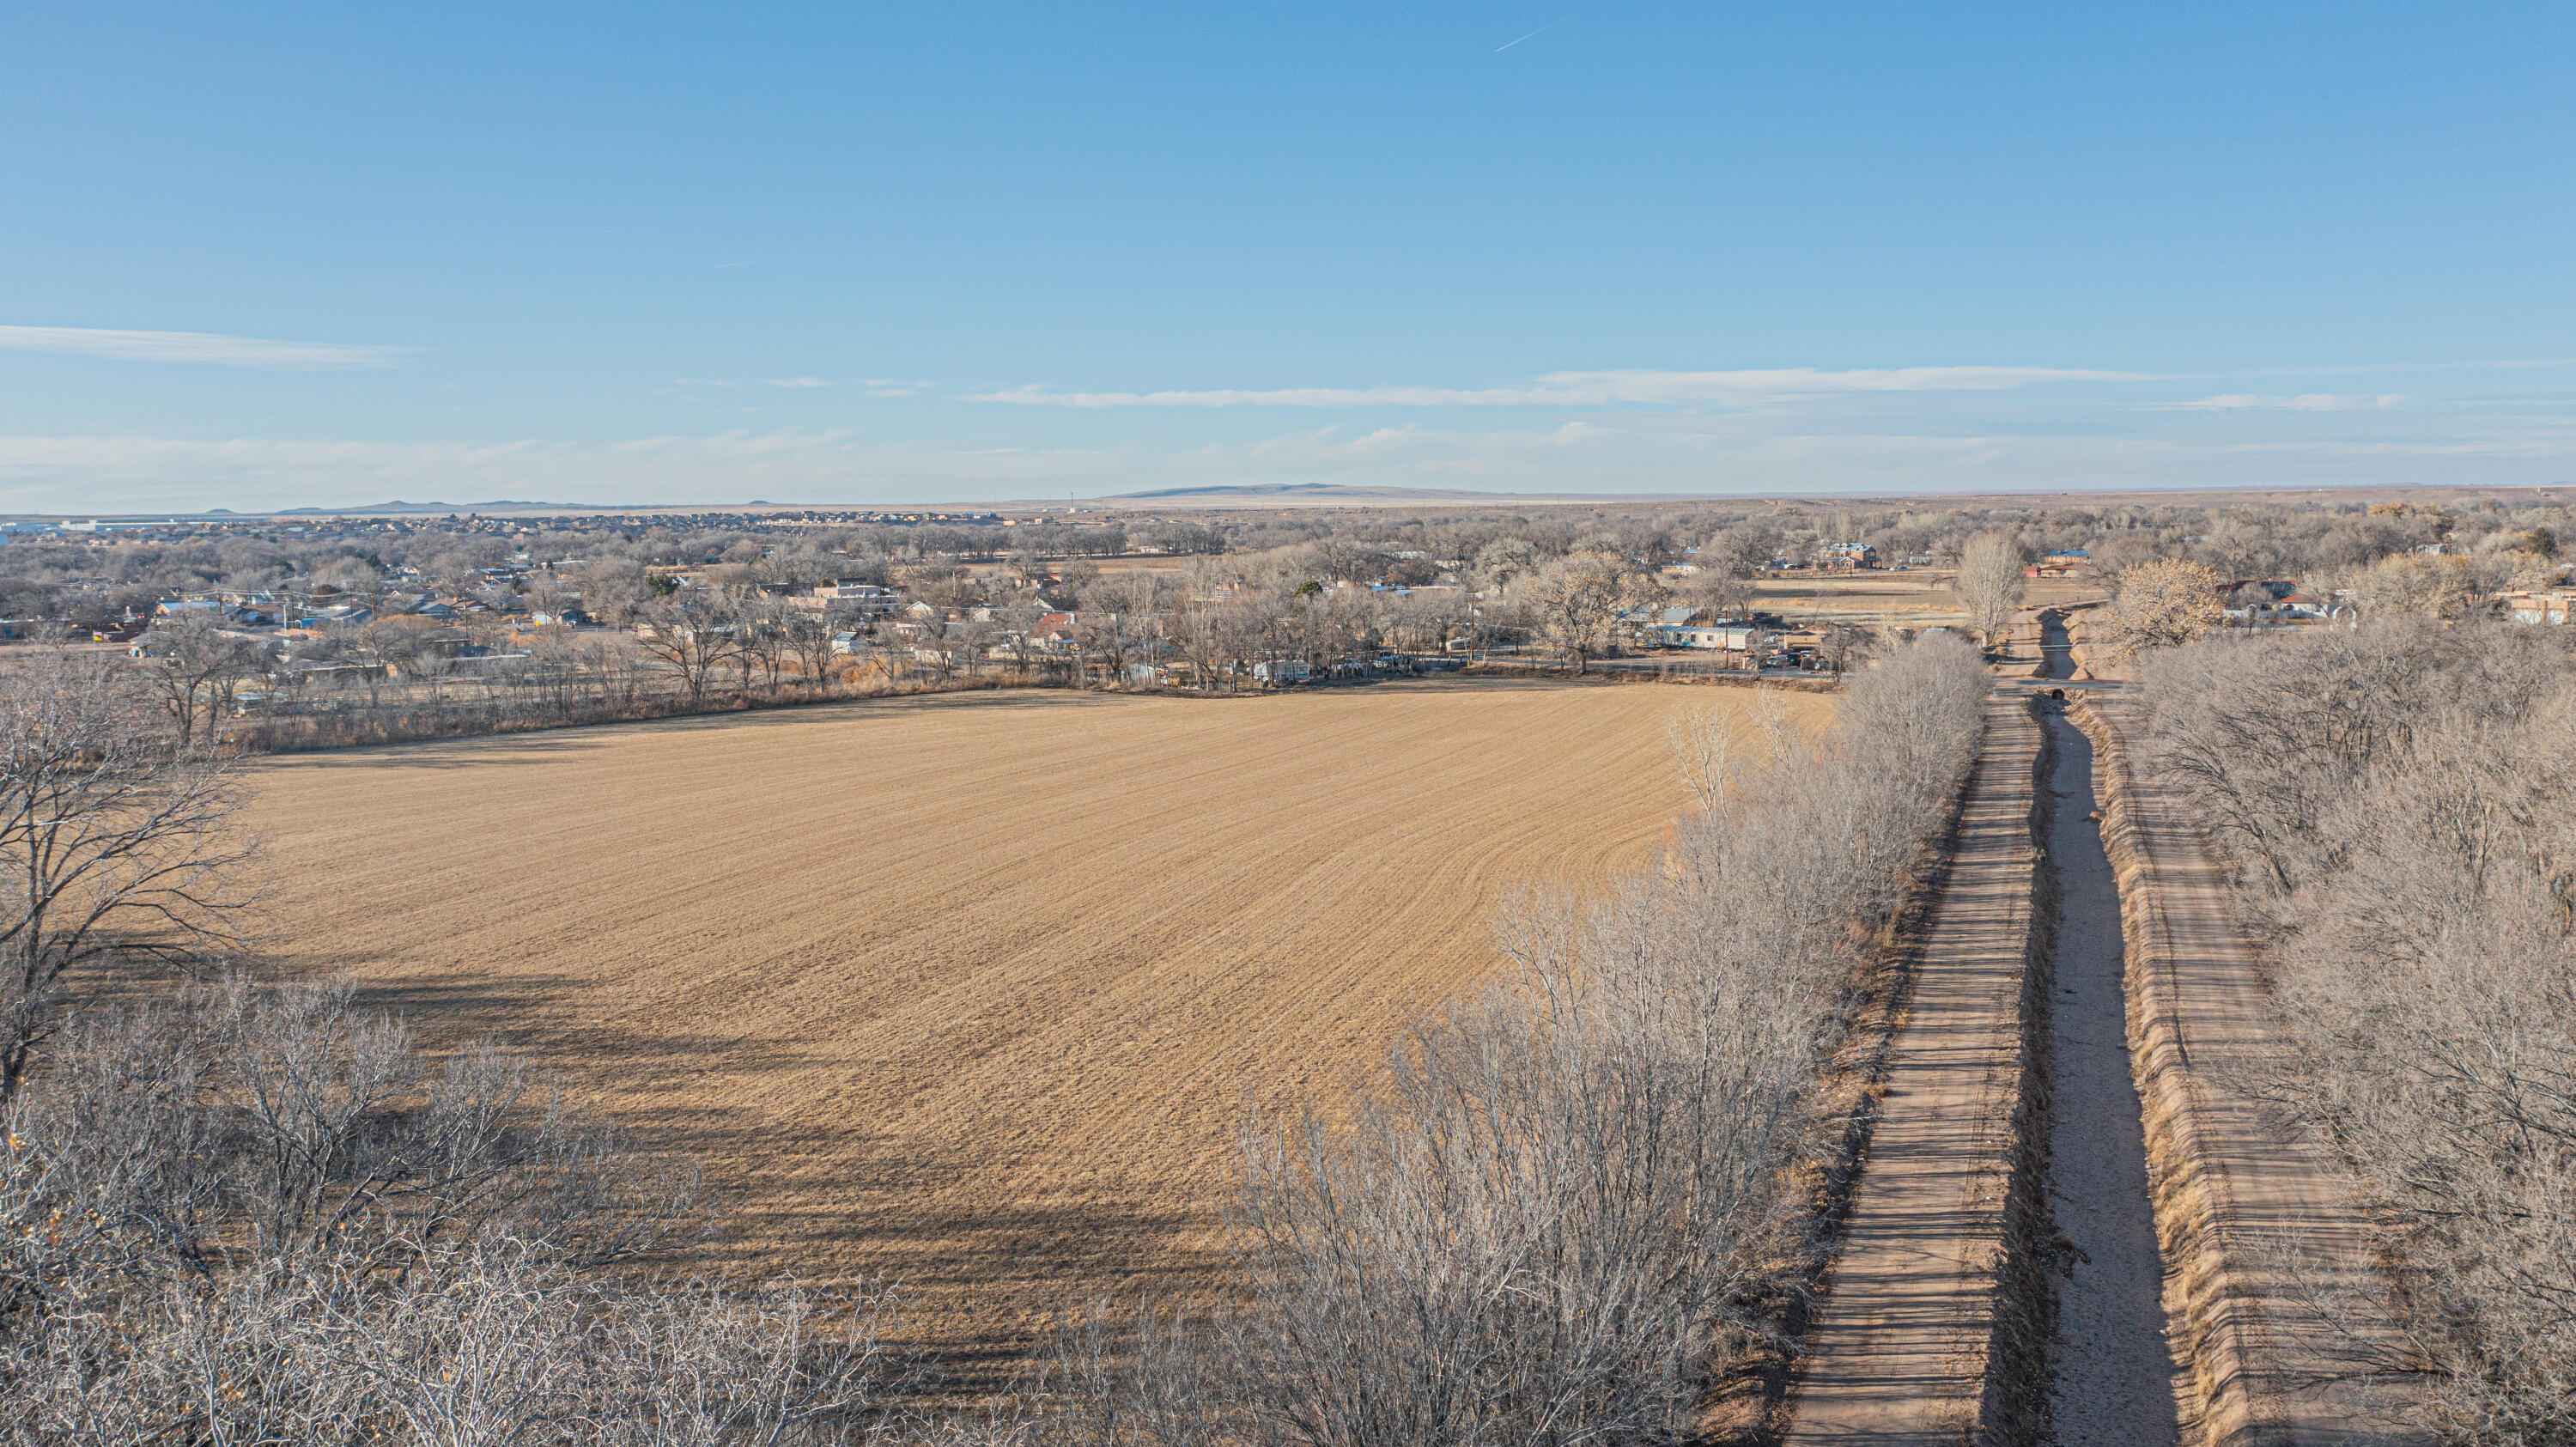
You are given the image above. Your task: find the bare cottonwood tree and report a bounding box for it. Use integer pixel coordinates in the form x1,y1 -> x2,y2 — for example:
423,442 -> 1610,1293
0,978 -> 881,1446
737,594 -> 795,694
2099,556 -> 2224,655
2344,550 -> 2494,622
0,653 -> 250,1101
781,608 -> 839,690
1952,532 -> 2026,648
634,592 -> 745,707
1519,551 -> 1657,675
1814,620 -> 1868,675
1668,699 -> 1748,815
134,611 -> 270,746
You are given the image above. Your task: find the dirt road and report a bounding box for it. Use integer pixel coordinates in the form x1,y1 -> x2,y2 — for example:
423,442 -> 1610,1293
1783,696 -> 2048,1443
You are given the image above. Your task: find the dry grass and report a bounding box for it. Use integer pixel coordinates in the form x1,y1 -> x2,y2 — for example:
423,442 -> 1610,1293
1747,568 -> 2108,629
240,678 -> 1826,1354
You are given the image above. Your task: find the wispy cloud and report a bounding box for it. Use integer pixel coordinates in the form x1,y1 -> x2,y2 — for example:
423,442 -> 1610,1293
860,378 -> 931,397
9,392 -> 2576,514
965,365 -> 2154,410
2169,392 -> 2404,412
0,325 -> 410,370
1494,22 -> 1552,52
762,376 -> 833,388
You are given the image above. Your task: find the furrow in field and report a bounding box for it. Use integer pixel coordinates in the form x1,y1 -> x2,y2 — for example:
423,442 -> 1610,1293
246,680 -> 1823,1349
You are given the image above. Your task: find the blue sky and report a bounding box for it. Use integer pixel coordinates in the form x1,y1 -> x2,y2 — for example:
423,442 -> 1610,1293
5,2 -> 2574,511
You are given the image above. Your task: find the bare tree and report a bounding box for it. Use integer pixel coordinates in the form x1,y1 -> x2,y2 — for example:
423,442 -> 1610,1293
2344,551 -> 2493,622
1668,700 -> 1747,815
778,608 -> 838,690
633,593 -> 744,707
1952,532 -> 2026,649
1518,551 -> 1657,675
349,618 -> 411,708
134,611 -> 270,746
0,976 -> 886,1445
0,654 -> 251,1101
2099,556 -> 2225,655
737,595 -> 795,695
1814,620 -> 1868,676
578,559 -> 650,628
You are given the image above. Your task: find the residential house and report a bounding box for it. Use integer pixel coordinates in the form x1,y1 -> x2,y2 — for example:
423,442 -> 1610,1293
2499,591 -> 2575,626
1655,621 -> 1764,652
2219,579 -> 2303,623
786,582 -> 896,615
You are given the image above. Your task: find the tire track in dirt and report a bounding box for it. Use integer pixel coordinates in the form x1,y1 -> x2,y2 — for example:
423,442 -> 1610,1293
1783,694 -> 2051,1443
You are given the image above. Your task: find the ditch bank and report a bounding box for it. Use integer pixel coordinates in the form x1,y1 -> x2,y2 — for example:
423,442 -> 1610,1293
1780,694 -> 2059,1444
1735,697 -> 1986,1438
2069,695 -> 2429,1446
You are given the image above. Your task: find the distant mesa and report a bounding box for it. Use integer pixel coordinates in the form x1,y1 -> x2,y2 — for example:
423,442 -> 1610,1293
1112,483 -> 1510,501
276,500 -> 627,515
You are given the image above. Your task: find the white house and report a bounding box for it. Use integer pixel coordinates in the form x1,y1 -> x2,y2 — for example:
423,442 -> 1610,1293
1654,621 -> 1761,651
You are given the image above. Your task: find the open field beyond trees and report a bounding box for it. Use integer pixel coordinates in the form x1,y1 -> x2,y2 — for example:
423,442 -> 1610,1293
241,678 -> 1825,1353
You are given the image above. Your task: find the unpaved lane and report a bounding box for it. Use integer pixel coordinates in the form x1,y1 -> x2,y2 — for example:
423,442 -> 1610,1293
2042,708 -> 2184,1443
1783,696 -> 2044,1443
2077,695 -> 2428,1445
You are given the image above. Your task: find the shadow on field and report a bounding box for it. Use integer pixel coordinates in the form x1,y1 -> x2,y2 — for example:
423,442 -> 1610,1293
333,958 -> 1227,1389
331,966 -> 591,1023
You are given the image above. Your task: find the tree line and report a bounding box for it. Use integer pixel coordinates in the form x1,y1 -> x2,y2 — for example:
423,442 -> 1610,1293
1,634 -> 1990,1443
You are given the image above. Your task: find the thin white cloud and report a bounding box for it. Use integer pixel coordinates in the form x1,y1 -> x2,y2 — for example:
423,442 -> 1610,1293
7,402 -> 2576,514
762,376 -> 833,388
2169,392 -> 2403,412
860,378 -> 931,397
964,365 -> 2154,409
0,325 -> 410,370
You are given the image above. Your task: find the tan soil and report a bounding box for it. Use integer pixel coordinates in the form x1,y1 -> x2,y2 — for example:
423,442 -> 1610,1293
241,679 -> 1816,1354
1746,570 -> 2107,633
2073,690 -> 2431,1444
1783,694 -> 2051,1442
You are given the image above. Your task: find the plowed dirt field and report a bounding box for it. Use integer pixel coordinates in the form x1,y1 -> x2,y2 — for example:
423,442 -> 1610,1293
245,679 -> 1823,1351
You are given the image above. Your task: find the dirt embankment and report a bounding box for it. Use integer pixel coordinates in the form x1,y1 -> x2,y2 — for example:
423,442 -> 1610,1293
1782,695 -> 2058,1444
2070,695 -> 2429,1445
1737,698 -> 1984,1437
